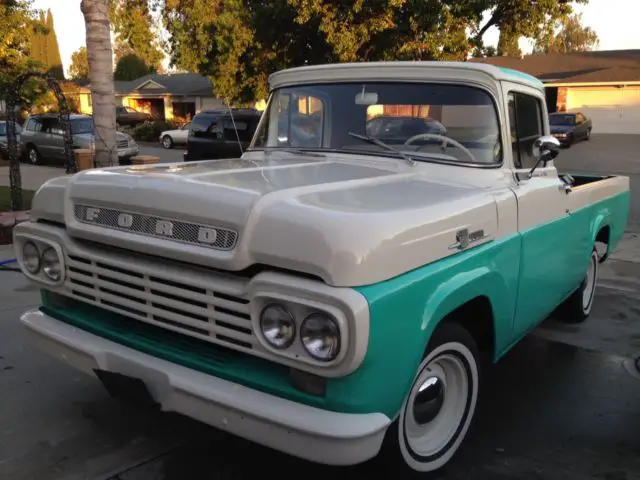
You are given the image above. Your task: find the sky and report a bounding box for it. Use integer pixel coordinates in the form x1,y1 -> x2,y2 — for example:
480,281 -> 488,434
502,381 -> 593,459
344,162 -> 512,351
34,0 -> 640,76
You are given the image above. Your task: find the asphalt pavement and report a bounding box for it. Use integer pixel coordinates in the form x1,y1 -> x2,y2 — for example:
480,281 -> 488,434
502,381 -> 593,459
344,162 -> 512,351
1,135 -> 640,479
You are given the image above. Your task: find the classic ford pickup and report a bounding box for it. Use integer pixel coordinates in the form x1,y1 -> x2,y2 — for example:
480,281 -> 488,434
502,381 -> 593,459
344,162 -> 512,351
14,61 -> 630,473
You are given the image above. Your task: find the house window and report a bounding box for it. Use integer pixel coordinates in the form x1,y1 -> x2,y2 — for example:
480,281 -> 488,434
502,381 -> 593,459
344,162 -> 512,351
508,92 -> 543,169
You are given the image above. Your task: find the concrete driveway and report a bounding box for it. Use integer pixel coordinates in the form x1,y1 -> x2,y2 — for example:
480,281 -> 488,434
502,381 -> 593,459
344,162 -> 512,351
554,134 -> 640,227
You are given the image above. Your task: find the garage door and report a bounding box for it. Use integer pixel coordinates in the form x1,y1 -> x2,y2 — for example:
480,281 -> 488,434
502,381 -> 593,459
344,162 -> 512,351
567,87 -> 640,134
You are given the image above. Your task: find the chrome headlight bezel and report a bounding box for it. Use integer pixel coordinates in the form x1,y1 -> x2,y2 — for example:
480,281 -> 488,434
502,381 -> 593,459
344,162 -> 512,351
14,234 -> 65,286
249,272 -> 370,377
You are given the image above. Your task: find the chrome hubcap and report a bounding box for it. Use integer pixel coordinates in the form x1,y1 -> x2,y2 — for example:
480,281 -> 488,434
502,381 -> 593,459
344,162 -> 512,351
413,376 -> 445,425
163,137 -> 171,147
29,150 -> 37,163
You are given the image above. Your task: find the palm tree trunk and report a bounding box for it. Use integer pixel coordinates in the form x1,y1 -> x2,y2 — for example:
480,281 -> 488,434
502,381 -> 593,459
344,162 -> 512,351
80,0 -> 117,167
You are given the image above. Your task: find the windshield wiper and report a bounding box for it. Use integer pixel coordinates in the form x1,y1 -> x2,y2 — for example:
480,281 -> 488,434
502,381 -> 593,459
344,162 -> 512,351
347,132 -> 416,166
260,146 -> 326,158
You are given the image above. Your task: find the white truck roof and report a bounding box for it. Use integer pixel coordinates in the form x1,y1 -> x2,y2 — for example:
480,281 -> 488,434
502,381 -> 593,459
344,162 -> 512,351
269,61 -> 545,92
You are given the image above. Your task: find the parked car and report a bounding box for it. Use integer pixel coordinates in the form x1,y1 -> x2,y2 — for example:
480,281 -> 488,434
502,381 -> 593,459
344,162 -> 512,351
116,106 -> 153,127
14,62 -> 629,474
549,111 -> 592,147
20,113 -> 139,165
366,115 -> 446,139
182,108 -> 262,161
158,122 -> 193,149
0,120 -> 22,159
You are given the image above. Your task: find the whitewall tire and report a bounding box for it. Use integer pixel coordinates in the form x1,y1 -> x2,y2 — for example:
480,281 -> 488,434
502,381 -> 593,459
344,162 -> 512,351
560,247 -> 599,323
383,323 -> 480,473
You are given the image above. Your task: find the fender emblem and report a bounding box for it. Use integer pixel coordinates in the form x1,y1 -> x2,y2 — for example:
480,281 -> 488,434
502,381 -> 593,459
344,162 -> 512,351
449,228 -> 487,250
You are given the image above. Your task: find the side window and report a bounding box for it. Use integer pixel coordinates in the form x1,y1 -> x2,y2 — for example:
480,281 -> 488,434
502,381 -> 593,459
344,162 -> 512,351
508,92 -> 543,169
26,118 -> 43,132
190,115 -> 211,132
42,119 -> 63,135
223,119 -> 254,141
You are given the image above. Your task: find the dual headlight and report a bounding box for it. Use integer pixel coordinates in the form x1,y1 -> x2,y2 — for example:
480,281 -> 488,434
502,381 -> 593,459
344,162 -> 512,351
21,240 -> 63,282
259,303 -> 340,362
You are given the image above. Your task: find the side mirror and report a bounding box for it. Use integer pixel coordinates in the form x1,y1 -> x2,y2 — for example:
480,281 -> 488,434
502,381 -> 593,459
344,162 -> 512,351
532,135 -> 560,165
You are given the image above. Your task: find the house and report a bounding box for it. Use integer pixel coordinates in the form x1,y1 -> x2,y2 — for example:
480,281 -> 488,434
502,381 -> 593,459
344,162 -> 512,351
65,73 -> 228,121
471,49 -> 640,134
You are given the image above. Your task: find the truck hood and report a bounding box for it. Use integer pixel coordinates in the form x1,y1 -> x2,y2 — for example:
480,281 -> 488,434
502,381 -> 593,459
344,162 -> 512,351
32,156 -> 499,286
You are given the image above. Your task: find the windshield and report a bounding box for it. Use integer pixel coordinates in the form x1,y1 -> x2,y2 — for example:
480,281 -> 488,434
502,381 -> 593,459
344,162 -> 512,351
71,118 -> 94,134
251,82 -> 502,165
549,114 -> 575,126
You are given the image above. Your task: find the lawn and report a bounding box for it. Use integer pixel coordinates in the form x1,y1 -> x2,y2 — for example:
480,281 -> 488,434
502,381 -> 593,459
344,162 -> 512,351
0,186 -> 35,211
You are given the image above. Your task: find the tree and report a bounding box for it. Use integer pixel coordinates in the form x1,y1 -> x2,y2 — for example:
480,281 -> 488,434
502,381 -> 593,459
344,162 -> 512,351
68,46 -> 89,80
157,0 -> 484,103
29,8 -> 65,79
534,12 -> 599,53
110,0 -> 165,72
155,0 -> 593,101
114,53 -> 153,80
45,9 -> 64,79
472,0 -> 589,57
81,0 -> 117,168
0,0 -> 44,93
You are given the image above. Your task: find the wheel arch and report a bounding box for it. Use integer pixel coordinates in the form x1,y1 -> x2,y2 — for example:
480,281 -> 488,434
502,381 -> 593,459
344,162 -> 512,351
591,212 -> 612,262
361,267 -> 508,420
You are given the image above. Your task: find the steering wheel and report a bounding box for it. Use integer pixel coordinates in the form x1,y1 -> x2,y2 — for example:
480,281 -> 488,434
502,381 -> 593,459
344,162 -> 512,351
403,133 -> 476,163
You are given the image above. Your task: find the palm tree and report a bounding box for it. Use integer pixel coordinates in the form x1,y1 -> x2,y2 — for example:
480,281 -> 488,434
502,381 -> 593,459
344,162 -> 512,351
80,0 -> 117,167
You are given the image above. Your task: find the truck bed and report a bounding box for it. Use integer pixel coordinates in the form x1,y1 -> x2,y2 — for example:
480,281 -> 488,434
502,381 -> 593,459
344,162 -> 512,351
559,173 -> 616,187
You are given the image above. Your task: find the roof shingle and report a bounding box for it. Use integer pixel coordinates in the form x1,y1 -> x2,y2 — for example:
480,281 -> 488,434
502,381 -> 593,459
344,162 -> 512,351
470,49 -> 640,84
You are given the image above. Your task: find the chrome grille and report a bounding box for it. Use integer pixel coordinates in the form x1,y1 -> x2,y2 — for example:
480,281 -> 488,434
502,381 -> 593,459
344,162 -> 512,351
64,253 -> 256,352
73,204 -> 238,251
116,139 -> 129,149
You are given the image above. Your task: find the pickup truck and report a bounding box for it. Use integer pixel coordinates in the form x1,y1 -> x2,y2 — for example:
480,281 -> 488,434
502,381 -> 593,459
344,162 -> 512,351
13,61 -> 630,473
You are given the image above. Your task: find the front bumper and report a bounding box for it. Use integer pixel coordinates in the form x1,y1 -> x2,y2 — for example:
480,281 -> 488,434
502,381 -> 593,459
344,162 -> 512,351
21,309 -> 390,466
117,145 -> 139,161
551,134 -> 571,145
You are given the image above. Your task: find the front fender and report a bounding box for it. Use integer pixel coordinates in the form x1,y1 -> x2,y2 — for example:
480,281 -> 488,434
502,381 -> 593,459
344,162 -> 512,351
324,234 -> 520,419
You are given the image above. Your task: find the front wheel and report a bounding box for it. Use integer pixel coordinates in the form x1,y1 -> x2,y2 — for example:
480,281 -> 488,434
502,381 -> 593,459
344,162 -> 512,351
27,145 -> 40,165
559,247 -> 599,323
162,135 -> 173,149
382,322 -> 480,473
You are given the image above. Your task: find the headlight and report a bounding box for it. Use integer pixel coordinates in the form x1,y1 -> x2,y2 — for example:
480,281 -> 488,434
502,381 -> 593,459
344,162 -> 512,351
260,304 -> 295,349
22,241 -> 40,274
301,313 -> 340,362
42,247 -> 62,281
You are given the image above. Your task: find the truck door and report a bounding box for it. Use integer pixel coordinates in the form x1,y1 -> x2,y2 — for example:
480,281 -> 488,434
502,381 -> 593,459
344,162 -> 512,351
506,89 -> 583,334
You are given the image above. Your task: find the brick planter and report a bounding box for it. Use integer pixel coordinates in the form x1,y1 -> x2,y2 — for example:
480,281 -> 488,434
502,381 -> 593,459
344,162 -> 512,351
0,210 -> 30,245
74,148 -> 94,171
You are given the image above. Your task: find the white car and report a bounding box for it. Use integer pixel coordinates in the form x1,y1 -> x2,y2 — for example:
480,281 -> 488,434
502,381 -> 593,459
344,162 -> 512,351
13,61 -> 630,474
159,122 -> 192,149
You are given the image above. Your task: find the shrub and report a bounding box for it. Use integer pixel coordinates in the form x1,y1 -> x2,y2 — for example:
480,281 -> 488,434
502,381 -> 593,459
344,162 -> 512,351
131,120 -> 177,142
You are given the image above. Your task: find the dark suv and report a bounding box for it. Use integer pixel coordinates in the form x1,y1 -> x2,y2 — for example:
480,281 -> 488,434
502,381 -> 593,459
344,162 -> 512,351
183,108 -> 262,161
